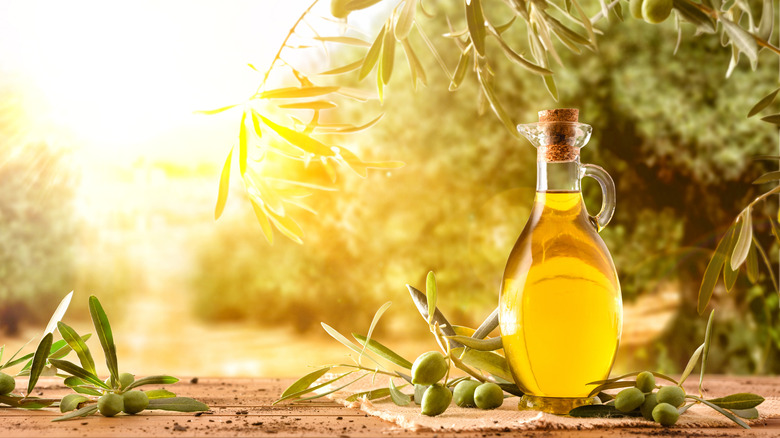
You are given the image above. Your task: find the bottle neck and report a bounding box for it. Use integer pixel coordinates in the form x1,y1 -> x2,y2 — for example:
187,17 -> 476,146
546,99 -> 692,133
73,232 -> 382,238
536,157 -> 581,192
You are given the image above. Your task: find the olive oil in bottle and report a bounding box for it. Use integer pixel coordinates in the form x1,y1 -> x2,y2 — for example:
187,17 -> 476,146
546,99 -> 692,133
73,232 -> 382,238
498,109 -> 622,414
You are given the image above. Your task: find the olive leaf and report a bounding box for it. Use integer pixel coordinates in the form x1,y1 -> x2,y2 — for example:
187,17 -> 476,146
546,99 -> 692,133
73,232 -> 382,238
401,39 -> 427,90
124,375 -> 179,391
49,359 -> 109,390
321,323 -> 384,369
358,301 -> 392,365
753,171 -> 780,184
388,379 -> 411,406
699,310 -> 715,394
446,335 -> 502,351
280,366 -> 333,399
476,68 -> 521,138
449,48 -> 471,91
249,197 -> 274,244
488,29 -> 553,76
720,17 -> 758,65
274,371 -> 354,405
313,36 -> 370,47
147,397 -> 209,412
57,322 -> 96,376
687,395 -> 750,429
238,111 -> 248,175
752,235 -> 779,293
345,387 -> 391,402
731,407 -> 759,419
292,373 -> 369,403
43,291 -> 73,336
746,243 -> 759,283
145,389 -> 177,399
698,223 -> 737,314
352,334 -> 413,369
672,0 -> 716,34
257,114 -> 334,156
52,404 -> 98,422
257,86 -> 340,99
707,393 -> 765,410
194,103 -> 240,115
214,147 -> 233,220
406,285 -> 462,347
730,208 -> 752,271
587,380 -> 636,398
360,24 -> 386,80
760,113 -> 780,125
678,343 -> 704,387
757,0 -> 773,41
381,20 -> 396,85
89,296 -> 119,388
458,349 -> 514,383
748,87 -> 780,118
465,0 -> 486,57
425,271 -> 437,325
313,113 -> 385,134
317,60 -> 364,75
395,0 -> 417,40
60,394 -> 89,412
344,0 -> 383,12
26,333 -> 53,396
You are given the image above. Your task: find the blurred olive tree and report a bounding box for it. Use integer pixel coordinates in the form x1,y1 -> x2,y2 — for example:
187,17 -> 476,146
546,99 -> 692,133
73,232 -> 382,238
0,91 -> 79,335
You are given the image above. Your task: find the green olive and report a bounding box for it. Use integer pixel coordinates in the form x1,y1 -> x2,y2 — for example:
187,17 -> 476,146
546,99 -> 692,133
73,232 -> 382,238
652,402 -> 680,427
615,387 -> 645,412
635,371 -> 656,393
656,386 -> 685,408
119,373 -> 135,390
122,390 -> 149,414
629,0 -> 645,19
642,0 -> 673,24
640,392 -> 658,421
474,383 -> 504,410
414,384 -> 429,405
0,372 -> 15,395
330,0 -> 350,19
411,351 -> 448,385
453,380 -> 481,408
98,393 -> 124,417
421,384 -> 452,416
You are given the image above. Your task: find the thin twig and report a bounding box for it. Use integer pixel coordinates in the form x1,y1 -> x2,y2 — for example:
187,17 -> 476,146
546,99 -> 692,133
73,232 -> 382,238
257,0 -> 321,94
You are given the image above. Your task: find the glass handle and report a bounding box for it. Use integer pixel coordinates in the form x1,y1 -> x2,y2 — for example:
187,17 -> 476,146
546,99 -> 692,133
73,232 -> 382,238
580,163 -> 616,232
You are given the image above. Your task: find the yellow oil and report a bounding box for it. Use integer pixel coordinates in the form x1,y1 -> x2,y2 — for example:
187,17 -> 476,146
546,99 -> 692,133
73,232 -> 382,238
499,191 -> 622,400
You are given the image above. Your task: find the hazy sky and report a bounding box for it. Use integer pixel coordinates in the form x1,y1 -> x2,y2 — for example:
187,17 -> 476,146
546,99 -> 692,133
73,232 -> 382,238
0,0 -> 347,165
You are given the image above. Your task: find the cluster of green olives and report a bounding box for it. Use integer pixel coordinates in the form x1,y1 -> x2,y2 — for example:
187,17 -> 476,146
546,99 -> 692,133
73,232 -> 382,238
410,351 -> 504,416
630,0 -> 673,24
614,371 -> 685,427
0,372 -> 16,395
61,373 -> 150,417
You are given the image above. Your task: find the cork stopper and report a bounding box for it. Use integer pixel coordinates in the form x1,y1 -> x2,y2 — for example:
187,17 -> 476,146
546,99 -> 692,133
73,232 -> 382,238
537,108 -> 580,162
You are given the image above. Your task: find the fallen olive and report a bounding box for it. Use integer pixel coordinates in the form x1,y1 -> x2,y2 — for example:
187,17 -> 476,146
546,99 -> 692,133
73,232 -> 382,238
453,380 -> 481,408
421,384 -> 452,416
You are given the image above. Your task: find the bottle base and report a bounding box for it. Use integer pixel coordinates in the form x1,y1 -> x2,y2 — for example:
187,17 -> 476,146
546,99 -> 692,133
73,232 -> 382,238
518,394 -> 597,415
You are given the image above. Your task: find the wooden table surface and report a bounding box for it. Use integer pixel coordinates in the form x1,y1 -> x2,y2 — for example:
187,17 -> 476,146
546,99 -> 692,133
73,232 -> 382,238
2,376 -> 779,437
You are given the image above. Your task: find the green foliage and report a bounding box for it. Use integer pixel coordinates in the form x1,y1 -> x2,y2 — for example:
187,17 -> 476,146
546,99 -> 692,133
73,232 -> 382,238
0,131 -> 78,334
